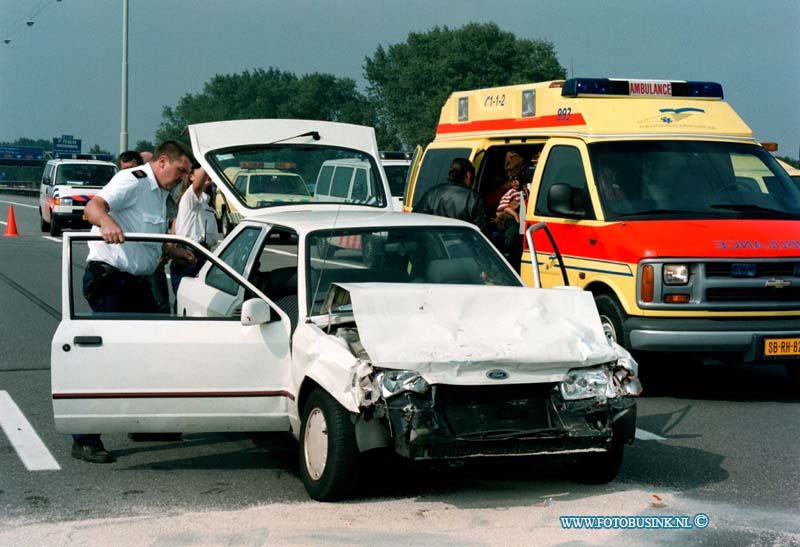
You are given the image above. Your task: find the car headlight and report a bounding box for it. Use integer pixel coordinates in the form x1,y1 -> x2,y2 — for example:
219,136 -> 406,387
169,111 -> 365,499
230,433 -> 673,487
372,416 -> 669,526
663,264 -> 689,285
55,197 -> 73,206
377,369 -> 429,398
560,367 -> 611,400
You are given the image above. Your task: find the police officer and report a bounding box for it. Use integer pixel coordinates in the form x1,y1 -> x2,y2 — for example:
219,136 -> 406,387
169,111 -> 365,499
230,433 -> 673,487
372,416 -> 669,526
71,140 -> 195,463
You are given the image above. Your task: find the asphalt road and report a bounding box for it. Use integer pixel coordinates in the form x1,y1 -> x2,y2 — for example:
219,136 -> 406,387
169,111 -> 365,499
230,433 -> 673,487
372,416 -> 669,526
0,195 -> 798,546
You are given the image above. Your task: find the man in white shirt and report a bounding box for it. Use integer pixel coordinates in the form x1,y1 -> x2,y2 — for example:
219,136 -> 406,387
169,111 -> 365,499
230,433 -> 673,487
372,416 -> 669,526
73,140 -> 194,463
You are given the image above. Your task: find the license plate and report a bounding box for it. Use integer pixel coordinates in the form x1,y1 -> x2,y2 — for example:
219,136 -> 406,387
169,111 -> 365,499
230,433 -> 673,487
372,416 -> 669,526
764,337 -> 800,357
82,214 -> 87,220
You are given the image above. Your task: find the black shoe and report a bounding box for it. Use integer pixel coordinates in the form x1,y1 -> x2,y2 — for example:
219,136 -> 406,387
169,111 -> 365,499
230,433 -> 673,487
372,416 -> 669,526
71,441 -> 114,463
128,432 -> 183,442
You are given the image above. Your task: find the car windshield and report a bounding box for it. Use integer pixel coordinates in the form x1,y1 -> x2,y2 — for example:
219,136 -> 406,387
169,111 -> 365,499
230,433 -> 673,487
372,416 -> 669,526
208,145 -> 387,210
306,226 -> 521,315
589,141 -> 800,220
56,164 -> 117,186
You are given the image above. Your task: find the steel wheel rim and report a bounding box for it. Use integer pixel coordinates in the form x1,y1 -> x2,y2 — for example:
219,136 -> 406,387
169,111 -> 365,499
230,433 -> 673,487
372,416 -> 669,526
303,407 -> 328,480
600,315 -> 617,343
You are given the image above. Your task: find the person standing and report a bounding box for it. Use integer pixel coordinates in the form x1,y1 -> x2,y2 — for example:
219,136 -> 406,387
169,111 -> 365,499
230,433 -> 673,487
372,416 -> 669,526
73,140 -> 195,463
117,150 -> 143,170
170,163 -> 220,300
413,157 -> 488,235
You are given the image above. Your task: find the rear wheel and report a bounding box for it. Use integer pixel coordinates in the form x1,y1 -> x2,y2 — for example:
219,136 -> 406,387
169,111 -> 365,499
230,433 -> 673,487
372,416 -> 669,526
299,389 -> 358,501
49,214 -> 61,237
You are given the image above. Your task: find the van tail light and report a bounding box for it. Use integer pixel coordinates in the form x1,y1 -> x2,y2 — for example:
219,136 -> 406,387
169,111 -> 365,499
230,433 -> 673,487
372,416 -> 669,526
641,265 -> 654,302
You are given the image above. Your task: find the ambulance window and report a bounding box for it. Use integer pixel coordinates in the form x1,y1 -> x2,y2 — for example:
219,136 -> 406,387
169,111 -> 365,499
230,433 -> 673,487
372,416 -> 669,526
412,148 -> 471,208
536,146 -> 595,219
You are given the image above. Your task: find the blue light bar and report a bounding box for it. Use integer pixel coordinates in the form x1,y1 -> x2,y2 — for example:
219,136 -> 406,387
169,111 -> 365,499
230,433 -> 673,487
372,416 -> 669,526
562,78 -> 724,99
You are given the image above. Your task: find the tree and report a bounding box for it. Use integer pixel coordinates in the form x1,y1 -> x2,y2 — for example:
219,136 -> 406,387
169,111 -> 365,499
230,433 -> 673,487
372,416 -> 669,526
154,68 -> 400,147
135,140 -> 154,152
364,22 -> 567,148
88,144 -> 112,156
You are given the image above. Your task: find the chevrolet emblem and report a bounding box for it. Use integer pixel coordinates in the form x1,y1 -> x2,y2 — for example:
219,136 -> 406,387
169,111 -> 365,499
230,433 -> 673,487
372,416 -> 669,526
765,279 -> 792,289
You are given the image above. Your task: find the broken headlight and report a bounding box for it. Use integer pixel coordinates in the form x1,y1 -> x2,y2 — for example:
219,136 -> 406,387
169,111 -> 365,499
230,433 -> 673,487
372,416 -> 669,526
560,366 -> 612,400
376,370 -> 429,398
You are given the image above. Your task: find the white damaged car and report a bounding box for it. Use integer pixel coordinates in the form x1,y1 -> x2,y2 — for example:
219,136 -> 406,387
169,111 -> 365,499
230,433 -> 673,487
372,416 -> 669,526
52,120 -> 641,501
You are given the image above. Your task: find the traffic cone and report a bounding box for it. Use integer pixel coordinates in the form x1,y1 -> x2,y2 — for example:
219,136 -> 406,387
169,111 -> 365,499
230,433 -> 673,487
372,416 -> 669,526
4,205 -> 19,237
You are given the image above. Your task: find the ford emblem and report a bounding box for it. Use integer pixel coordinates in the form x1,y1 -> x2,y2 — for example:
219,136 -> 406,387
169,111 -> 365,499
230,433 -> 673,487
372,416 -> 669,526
486,369 -> 509,380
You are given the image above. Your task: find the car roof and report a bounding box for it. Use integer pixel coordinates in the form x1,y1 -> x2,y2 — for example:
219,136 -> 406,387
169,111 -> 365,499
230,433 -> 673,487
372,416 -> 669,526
240,209 -> 475,234
48,159 -> 117,166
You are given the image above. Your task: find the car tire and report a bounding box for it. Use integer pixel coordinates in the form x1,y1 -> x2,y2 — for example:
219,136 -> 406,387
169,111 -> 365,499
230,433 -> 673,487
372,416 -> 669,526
361,234 -> 381,268
49,214 -> 61,237
570,433 -> 625,485
39,208 -> 49,232
299,389 -> 358,501
594,293 -> 627,347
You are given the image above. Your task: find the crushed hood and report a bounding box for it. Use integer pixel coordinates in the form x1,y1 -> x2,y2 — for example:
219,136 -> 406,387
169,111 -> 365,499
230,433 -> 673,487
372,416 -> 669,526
334,283 -> 619,384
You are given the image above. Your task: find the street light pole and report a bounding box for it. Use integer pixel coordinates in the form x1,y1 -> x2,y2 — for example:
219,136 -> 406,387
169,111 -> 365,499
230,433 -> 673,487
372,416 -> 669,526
119,0 -> 129,153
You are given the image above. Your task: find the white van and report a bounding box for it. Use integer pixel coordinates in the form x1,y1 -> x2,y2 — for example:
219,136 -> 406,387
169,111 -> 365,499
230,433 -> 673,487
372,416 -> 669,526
313,158 -> 381,205
39,158 -> 118,236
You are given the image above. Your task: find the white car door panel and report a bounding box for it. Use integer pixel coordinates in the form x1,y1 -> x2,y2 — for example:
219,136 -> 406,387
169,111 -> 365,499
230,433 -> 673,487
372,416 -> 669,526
52,232 -> 292,434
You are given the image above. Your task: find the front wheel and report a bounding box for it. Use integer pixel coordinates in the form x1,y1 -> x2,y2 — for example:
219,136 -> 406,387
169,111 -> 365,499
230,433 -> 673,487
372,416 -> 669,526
594,293 -> 627,346
39,208 -> 49,232
299,389 -> 358,501
49,214 -> 61,237
570,435 -> 625,484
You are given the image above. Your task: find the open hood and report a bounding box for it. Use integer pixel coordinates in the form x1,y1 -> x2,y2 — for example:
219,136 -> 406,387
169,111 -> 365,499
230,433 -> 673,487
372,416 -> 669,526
332,283 -> 620,384
187,119 -> 392,218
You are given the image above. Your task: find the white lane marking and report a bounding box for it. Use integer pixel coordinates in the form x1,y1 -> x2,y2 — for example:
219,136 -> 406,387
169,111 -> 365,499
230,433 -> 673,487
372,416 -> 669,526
0,199 -> 38,209
0,391 -> 61,471
635,428 -> 667,441
42,236 -> 61,243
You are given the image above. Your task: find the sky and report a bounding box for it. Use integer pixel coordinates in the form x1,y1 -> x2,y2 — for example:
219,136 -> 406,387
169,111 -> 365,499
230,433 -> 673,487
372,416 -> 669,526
1,0 -> 798,158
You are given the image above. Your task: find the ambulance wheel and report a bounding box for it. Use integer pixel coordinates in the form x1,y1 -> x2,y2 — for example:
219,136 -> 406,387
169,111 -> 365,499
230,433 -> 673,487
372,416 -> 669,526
39,208 -> 49,232
299,389 -> 358,501
49,215 -> 61,237
595,293 -> 627,347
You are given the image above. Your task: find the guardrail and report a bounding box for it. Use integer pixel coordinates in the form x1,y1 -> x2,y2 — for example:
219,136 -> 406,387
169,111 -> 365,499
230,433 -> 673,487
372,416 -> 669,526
0,182 -> 38,196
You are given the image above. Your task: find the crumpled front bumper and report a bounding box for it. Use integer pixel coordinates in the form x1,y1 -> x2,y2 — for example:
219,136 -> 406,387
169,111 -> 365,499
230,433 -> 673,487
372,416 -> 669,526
382,383 -> 636,460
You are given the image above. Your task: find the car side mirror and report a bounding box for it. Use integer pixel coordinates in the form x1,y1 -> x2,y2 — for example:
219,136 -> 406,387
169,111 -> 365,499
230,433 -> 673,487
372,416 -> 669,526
548,183 -> 586,219
42,176 -> 52,185
241,298 -> 271,326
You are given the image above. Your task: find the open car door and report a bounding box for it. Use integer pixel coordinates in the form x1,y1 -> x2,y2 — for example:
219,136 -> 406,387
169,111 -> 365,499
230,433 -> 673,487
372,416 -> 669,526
51,232 -> 293,434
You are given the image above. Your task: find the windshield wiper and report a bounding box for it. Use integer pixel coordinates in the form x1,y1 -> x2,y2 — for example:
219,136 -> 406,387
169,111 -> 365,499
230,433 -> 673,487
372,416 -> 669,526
709,204 -> 799,218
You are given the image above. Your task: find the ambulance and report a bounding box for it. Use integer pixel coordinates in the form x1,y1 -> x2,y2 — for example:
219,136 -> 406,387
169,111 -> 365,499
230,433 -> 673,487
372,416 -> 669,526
405,78 -> 800,378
